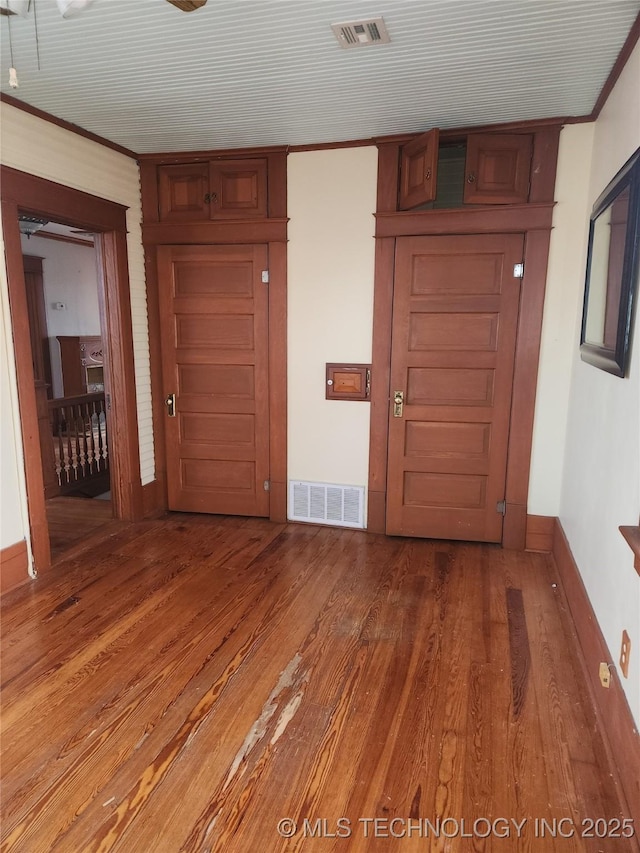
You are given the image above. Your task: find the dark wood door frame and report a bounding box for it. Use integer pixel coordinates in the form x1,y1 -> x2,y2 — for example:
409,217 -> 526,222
367,141 -> 557,549
140,150 -> 288,523
1,166 -> 143,575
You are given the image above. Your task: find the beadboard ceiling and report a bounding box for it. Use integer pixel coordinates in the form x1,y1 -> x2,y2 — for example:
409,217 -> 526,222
1,0 -> 638,154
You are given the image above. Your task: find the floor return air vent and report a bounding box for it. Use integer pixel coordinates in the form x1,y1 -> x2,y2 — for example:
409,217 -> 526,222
289,481 -> 365,529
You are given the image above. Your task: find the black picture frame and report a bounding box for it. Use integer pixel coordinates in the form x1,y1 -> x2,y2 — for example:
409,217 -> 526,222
580,147 -> 640,377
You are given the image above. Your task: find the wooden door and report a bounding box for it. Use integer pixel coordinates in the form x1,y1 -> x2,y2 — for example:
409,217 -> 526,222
386,233 -> 524,541
209,159 -> 268,219
158,163 -> 210,221
464,133 -> 532,204
157,244 -> 270,516
398,129 -> 439,210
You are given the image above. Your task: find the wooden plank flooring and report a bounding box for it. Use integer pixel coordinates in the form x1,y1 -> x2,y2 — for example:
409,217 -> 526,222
1,515 -> 637,852
46,496 -> 115,561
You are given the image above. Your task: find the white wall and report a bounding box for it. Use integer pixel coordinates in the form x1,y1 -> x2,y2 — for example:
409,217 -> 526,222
0,102 -> 155,556
21,235 -> 100,398
560,42 -> 640,725
528,123 -> 595,514
287,147 -> 377,512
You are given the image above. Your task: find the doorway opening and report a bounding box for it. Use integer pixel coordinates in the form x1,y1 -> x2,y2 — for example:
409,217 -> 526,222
21,220 -> 114,560
2,165 -> 143,577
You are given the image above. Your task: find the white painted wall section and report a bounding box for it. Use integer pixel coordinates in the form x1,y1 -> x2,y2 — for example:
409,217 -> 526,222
528,123 -> 595,515
287,147 -> 377,508
560,41 -> 640,726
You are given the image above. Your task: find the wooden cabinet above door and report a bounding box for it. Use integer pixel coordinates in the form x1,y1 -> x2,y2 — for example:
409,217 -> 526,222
463,133 -> 533,205
157,158 -> 268,222
399,128 -> 439,210
398,129 -> 535,210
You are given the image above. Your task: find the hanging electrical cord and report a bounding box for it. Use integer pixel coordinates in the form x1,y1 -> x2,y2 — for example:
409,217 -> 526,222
7,10 -> 18,87
33,0 -> 40,71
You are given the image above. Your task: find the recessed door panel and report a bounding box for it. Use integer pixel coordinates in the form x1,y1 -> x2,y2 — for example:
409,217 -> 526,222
158,244 -> 269,516
386,233 -> 523,541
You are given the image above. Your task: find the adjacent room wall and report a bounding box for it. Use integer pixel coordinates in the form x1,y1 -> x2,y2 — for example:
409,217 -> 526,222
0,102 -> 155,557
287,147 -> 378,515
560,41 -> 640,726
21,235 -> 100,398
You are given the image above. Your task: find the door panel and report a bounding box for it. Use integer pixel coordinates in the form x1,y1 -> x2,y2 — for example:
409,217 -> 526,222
399,128 -> 439,210
464,133 -> 532,205
386,234 -> 524,541
158,244 -> 269,516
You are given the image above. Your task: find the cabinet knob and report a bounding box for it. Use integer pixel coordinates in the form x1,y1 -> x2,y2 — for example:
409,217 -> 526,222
467,172 -> 476,184
425,168 -> 432,180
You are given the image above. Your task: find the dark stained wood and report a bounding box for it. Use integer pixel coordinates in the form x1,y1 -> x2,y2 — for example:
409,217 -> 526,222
0,166 -> 128,232
0,516 -> 635,851
138,145 -> 287,163
525,513 -> 555,552
142,243 -> 168,512
22,256 -> 52,391
590,12 -> 640,119
506,587 -> 531,718
366,237 -> 395,533
45,496 -> 114,561
1,197 -> 51,575
35,381 -> 59,500
209,158 -> 268,219
375,202 -> 555,238
398,128 -> 439,210
553,519 -> 640,833
267,239 -> 288,523
376,142 -> 402,212
369,187 -> 554,547
0,540 -> 29,595
529,125 -> 562,204
94,230 -> 143,522
57,336 -> 84,396
464,133 -> 533,205
139,160 -> 161,224
266,151 -> 288,219
157,244 -> 270,516
0,93 -> 137,159
158,162 -> 210,221
386,233 -> 524,541
142,218 -> 288,245
2,169 -> 141,553
619,524 -> 640,575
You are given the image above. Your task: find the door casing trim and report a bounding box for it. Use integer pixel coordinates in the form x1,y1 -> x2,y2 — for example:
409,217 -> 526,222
1,166 -> 143,574
367,142 -> 556,549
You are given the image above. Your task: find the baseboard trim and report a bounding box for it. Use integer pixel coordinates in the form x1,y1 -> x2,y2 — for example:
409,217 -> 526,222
141,480 -> 165,519
525,514 -> 555,551
1,540 -> 30,595
552,518 -> 640,831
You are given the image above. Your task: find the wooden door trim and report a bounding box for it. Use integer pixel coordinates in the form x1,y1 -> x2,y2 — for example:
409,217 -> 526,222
368,167 -> 558,549
1,167 -> 143,575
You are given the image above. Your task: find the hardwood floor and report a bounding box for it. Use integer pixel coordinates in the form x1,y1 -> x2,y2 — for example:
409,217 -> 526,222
1,515 -> 636,852
46,496 -> 115,561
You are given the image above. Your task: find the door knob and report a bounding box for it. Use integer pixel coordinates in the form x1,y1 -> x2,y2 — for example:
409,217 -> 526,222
393,390 -> 404,418
165,393 -> 176,417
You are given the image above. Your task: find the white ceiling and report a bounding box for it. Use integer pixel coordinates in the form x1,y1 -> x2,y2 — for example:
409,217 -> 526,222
1,0 -> 639,154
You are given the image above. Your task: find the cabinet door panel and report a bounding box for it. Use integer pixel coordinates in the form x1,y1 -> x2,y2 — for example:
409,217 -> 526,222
464,133 -> 532,204
209,159 -> 268,219
158,163 -> 210,221
398,129 -> 439,210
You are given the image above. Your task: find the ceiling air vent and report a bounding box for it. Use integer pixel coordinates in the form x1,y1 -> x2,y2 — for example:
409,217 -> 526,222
331,17 -> 390,49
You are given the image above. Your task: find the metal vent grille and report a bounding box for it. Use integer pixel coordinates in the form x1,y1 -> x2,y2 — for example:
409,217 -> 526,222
289,481 -> 365,529
331,17 -> 390,49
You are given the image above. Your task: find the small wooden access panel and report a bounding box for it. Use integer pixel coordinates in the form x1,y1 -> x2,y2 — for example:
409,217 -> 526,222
326,363 -> 371,401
